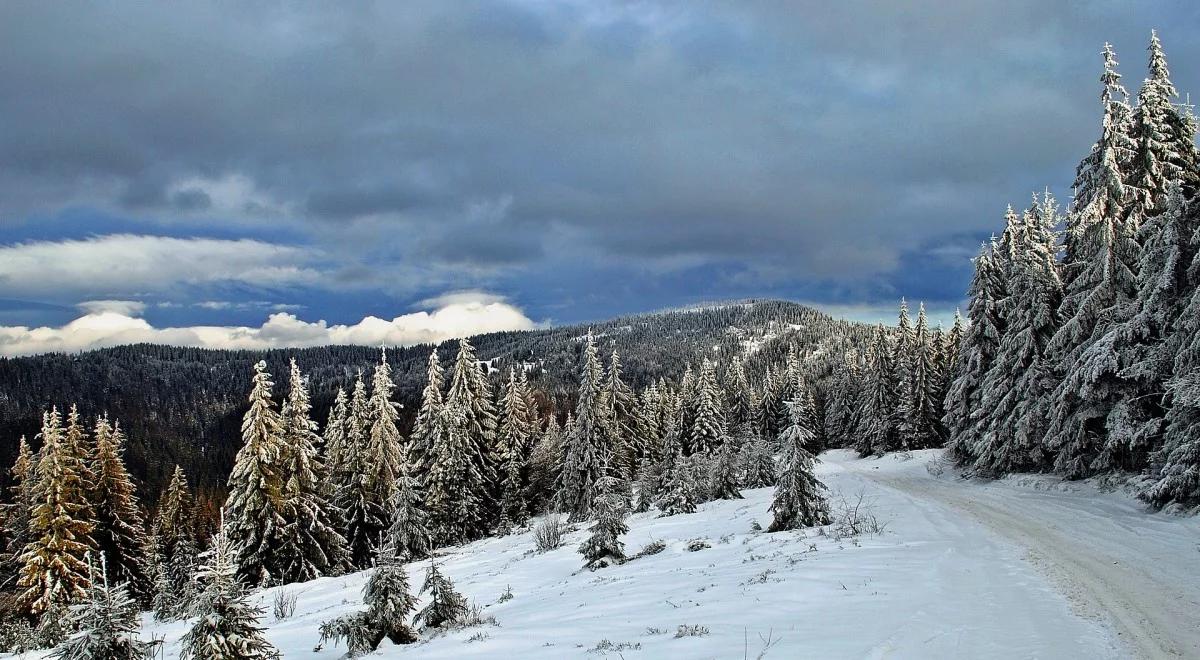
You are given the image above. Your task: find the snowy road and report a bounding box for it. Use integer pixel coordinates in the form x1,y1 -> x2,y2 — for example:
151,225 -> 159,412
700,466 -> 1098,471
827,450 -> 1200,660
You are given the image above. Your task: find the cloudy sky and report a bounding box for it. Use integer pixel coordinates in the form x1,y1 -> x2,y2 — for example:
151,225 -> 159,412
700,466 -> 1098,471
1,1 -> 1198,354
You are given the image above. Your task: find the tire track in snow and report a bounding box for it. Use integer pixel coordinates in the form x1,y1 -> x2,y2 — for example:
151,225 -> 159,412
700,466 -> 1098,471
830,455 -> 1198,660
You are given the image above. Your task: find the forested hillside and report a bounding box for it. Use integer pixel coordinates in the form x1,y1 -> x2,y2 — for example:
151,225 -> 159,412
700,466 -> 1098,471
0,301 -> 865,500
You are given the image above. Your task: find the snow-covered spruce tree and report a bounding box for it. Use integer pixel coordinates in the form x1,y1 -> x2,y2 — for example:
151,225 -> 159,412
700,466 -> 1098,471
1105,34 -> 1200,480
605,350 -> 641,480
894,298 -> 914,402
276,358 -> 349,583
63,406 -> 96,494
340,356 -> 406,567
87,417 -> 151,604
1147,190 -> 1200,506
1046,43 -> 1141,479
755,367 -> 781,442
974,196 -> 1064,476
526,415 -> 561,515
820,357 -> 860,449
52,556 -> 146,660
425,403 -> 485,546
710,432 -> 743,500
1081,37 -> 1200,475
676,366 -> 699,452
725,357 -> 756,430
319,543 -> 418,656
151,465 -> 198,621
741,430 -> 778,489
579,476 -> 629,570
0,436 -> 35,592
409,350 -> 445,479
17,407 -> 95,616
1130,31 -> 1199,213
902,303 -> 946,450
413,561 -> 467,630
943,242 -> 1006,466
496,368 -> 533,534
689,359 -> 727,455
768,396 -> 831,532
223,360 -> 287,587
387,455 -> 431,561
445,338 -> 498,535
855,326 -> 901,457
631,383 -> 670,510
556,333 -> 612,522
335,373 -> 373,568
321,387 -> 350,496
179,523 -> 279,660
654,421 -> 696,516
935,313 -> 964,419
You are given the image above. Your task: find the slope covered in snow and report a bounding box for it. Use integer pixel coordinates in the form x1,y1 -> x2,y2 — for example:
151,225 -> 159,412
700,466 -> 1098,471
60,449 -> 1198,659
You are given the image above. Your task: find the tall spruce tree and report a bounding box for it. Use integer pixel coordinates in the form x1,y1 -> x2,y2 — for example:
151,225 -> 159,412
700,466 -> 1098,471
425,403 -> 485,546
17,407 -> 95,616
321,387 -> 350,495
975,196 -> 1064,475
605,350 -> 640,479
1,436 -> 35,593
689,359 -> 727,455
944,243 -> 1006,465
1047,43 -> 1141,478
856,327 -> 901,456
445,338 -> 498,535
348,352 -> 407,564
1149,189 -> 1200,506
88,417 -> 151,604
496,368 -> 533,534
903,303 -> 945,449
223,361 -> 287,587
387,457 -> 431,561
335,374 -> 370,568
556,334 -> 611,521
768,395 -> 831,532
151,465 -> 198,621
409,350 -> 445,479
277,358 -> 349,583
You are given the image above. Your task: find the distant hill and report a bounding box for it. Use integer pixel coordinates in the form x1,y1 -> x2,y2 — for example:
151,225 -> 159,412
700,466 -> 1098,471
0,300 -> 868,501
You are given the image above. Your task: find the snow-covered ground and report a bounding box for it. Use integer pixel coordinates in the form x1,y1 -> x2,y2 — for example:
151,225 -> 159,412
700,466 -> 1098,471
17,449 -> 1200,659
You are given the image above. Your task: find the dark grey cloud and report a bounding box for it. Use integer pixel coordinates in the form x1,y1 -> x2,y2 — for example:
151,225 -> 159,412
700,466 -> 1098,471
1,1 -> 1198,320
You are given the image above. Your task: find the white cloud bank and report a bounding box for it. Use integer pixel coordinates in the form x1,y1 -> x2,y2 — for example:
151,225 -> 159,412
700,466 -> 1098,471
0,234 -> 321,297
0,295 -> 535,356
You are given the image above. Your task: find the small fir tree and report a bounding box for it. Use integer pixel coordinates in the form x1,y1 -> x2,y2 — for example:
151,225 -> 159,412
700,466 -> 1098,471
413,561 -> 467,630
768,398 -> 832,532
179,523 -> 279,660
319,543 -> 418,656
52,555 -> 147,660
578,476 -> 629,570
